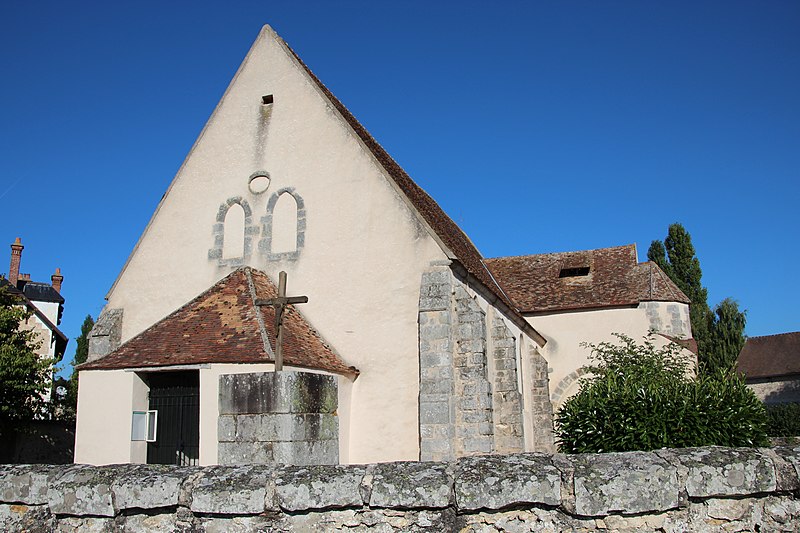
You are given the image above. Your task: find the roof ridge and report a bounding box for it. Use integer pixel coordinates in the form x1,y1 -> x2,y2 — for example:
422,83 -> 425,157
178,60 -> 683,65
244,267 -> 274,358
747,331 -> 800,341
487,243 -> 638,262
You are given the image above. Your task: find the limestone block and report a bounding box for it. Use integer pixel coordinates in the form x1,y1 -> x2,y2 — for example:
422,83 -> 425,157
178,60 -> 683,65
56,516 -> 116,532
111,464 -> 194,511
120,513 -> 180,532
369,461 -> 453,509
217,441 -> 274,465
771,445 -> 800,490
217,415 -> 236,442
272,439 -> 338,466
571,451 -> 679,517
48,464 -> 135,517
219,371 -> 337,415
275,464 -> 366,511
0,464 -> 57,505
0,503 -> 55,532
455,453 -> 561,511
190,465 -> 274,515
658,446 -> 777,498
198,515 -> 277,533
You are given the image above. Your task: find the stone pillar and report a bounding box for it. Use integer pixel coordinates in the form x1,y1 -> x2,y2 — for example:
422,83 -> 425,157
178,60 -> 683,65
453,285 -> 493,456
489,310 -> 525,454
528,347 -> 555,453
418,268 -> 456,461
217,371 -> 338,466
87,308 -> 123,362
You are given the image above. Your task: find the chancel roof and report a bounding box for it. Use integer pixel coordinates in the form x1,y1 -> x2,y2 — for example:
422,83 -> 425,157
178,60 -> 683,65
80,268 -> 358,376
485,244 -> 690,314
737,332 -> 800,380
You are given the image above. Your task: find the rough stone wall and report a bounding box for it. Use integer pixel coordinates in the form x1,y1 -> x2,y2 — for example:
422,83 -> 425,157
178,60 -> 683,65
217,371 -> 338,466
419,268 -> 551,460
2,447 -> 799,532
453,285 -> 493,457
748,376 -> 800,405
528,346 -> 556,453
489,310 -> 524,454
86,307 -> 123,362
418,268 -> 456,461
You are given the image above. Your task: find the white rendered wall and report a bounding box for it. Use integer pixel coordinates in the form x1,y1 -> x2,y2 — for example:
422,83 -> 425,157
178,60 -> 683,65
101,27 -> 446,463
532,302 -> 694,411
74,370 -> 138,465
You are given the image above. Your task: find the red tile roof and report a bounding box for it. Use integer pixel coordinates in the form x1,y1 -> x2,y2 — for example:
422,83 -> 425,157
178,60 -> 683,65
277,31 -> 522,323
737,332 -> 800,379
80,268 -> 358,376
485,244 -> 690,314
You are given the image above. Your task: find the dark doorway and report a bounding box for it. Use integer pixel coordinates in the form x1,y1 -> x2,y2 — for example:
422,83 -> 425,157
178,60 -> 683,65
146,371 -> 200,466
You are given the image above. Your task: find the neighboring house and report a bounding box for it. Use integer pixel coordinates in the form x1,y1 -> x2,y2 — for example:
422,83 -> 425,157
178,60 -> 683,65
1,238 -> 68,402
74,26 -> 694,467
737,332 -> 800,405
486,244 -> 695,410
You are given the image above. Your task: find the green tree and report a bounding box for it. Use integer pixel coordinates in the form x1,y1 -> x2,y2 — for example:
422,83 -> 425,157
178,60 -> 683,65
555,334 -> 769,453
63,314 -> 94,420
648,223 -> 745,372
706,298 -> 747,373
0,285 -> 52,431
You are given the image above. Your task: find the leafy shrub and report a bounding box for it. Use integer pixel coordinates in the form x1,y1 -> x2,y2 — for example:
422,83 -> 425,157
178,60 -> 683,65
765,403 -> 800,437
555,333 -> 769,453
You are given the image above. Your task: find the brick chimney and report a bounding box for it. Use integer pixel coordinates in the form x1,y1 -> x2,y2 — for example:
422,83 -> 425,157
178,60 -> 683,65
8,237 -> 23,286
51,268 -> 64,293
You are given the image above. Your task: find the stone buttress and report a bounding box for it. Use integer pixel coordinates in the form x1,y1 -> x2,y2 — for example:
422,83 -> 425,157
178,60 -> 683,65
418,266 -> 547,461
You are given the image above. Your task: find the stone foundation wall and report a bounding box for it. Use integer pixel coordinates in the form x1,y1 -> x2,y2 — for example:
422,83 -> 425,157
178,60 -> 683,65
1,446 -> 798,532
217,371 -> 338,466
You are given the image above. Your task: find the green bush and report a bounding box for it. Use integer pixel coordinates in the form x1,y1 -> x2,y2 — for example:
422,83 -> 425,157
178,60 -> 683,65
765,403 -> 800,437
555,334 -> 769,453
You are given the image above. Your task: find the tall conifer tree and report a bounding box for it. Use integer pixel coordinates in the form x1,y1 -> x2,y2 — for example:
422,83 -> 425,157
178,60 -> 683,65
647,223 -> 745,372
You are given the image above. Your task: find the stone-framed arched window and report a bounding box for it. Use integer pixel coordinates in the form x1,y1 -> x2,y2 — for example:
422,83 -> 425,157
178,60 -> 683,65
208,197 -> 258,267
259,187 -> 306,261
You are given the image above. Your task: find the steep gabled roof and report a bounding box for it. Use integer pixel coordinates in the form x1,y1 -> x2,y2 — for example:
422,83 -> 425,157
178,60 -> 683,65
80,268 -> 358,376
485,244 -> 690,314
275,29 -> 524,324
737,332 -> 800,380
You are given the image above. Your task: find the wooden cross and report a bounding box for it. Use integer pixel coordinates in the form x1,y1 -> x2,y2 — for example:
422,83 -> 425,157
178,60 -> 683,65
254,271 -> 308,371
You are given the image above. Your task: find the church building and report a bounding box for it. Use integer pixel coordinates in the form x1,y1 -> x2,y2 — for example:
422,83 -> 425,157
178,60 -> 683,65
74,26 -> 693,466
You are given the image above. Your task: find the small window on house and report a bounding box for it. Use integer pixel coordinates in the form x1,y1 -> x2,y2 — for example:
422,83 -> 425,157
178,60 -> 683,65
559,266 -> 590,278
262,94 -> 274,105
131,410 -> 158,442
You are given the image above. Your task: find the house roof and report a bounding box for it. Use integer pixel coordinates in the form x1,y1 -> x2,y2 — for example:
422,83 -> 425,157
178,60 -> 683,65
80,268 -> 358,376
277,30 -> 526,327
485,244 -> 690,314
737,332 -> 800,380
21,281 -> 64,304
0,277 -> 68,361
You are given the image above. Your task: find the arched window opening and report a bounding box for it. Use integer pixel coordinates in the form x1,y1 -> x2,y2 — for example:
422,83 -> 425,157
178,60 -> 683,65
271,192 -> 298,254
222,203 -> 246,259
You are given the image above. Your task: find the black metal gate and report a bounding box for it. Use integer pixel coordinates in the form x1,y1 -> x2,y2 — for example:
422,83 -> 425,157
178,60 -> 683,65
146,371 -> 200,466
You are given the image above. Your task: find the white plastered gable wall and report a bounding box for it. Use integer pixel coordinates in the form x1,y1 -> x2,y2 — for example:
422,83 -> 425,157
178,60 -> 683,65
82,26 -> 454,463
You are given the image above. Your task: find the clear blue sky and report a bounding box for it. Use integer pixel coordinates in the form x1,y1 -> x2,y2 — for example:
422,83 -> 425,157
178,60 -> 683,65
2,2 -> 798,376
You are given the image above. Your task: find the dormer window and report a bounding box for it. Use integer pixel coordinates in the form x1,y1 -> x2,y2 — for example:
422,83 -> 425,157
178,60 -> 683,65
559,266 -> 590,278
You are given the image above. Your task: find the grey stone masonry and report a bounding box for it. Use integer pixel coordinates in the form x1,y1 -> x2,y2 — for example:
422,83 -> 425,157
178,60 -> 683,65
86,307 -> 123,362
489,310 -> 525,454
218,371 -> 338,466
2,447 -> 798,531
418,268 -> 456,461
453,285 -> 493,457
529,346 -> 556,452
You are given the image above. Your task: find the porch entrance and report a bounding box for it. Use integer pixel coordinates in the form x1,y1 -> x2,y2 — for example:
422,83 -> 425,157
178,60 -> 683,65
146,371 -> 200,466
